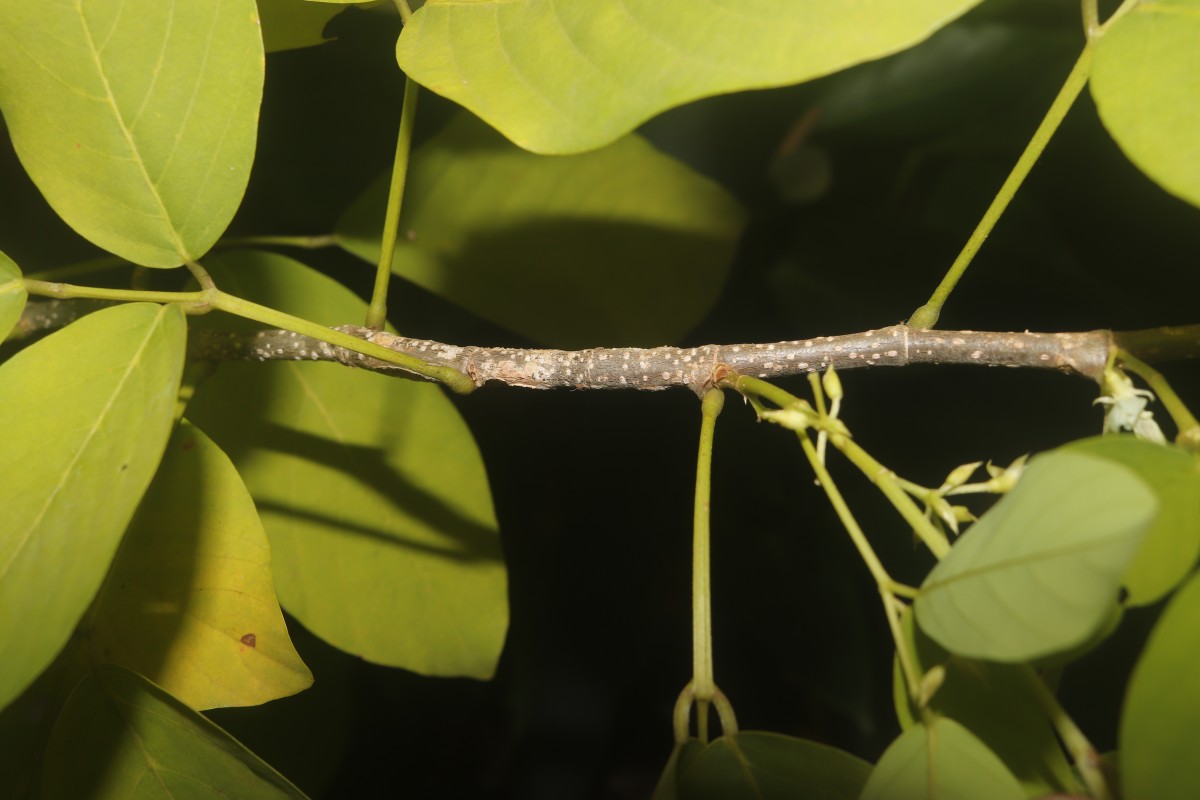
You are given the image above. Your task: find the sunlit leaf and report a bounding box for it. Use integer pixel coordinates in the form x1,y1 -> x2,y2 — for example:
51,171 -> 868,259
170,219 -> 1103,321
40,664 -> 307,799
88,421 -> 313,711
1091,0 -> 1200,208
260,0 -> 344,53
1062,436 -> 1200,605
0,303 -> 186,711
915,450 -> 1155,661
1120,569 -> 1200,800
337,111 -> 745,348
664,732 -> 869,800
860,717 -> 1024,800
0,0 -> 264,266
187,251 -> 506,679
891,608 -> 1078,796
396,0 -> 985,154
0,251 -> 25,342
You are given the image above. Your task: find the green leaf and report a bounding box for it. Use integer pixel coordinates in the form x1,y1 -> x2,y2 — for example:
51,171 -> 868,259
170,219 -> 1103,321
40,664 -> 307,799
915,450 -> 1155,661
336,112 -> 745,348
859,717 -> 1025,800
652,739 -> 704,800
1062,436 -> 1200,605
396,0 -> 985,154
259,0 -> 343,53
0,251 -> 25,342
1091,0 -> 1200,208
88,421 -> 313,711
1120,569 -> 1200,800
0,0 -> 264,266
187,251 -> 506,679
658,732 -> 869,800
891,608 -> 1079,796
0,303 -> 185,712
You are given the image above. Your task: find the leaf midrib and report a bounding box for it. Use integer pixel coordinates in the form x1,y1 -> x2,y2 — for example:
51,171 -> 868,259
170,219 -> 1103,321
0,305 -> 170,583
76,1 -> 189,262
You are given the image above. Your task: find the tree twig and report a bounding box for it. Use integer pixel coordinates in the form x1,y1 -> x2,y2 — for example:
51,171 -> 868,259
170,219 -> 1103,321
12,301 -> 1200,397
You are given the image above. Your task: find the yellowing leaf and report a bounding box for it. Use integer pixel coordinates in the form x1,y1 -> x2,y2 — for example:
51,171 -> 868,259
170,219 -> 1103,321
0,303 -> 186,711
0,0 -> 264,266
89,421 -> 313,711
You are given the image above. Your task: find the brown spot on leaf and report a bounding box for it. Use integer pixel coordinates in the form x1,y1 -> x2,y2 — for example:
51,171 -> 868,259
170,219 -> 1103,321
180,436 -> 196,451
240,633 -> 257,648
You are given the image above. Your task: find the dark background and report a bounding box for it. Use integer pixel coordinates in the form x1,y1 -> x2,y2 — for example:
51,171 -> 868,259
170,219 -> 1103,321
3,1 -> 1198,797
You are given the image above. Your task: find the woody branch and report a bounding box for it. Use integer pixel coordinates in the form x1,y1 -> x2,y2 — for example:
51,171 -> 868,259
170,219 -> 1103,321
13,301 -> 1200,396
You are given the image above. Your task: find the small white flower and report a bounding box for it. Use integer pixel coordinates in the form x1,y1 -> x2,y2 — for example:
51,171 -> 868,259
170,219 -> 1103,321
1095,369 -> 1166,443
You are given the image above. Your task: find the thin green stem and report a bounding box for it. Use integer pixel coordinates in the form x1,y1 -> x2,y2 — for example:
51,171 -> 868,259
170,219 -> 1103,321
726,371 -> 950,556
185,259 -> 216,291
712,691 -> 739,737
393,0 -> 414,24
909,43 -> 1095,329
1118,349 -> 1200,448
1082,0 -> 1100,37
366,77 -> 421,329
828,434 -> 951,559
798,433 -> 924,705
672,682 -> 695,744
883,592 -> 921,703
1096,0 -> 1140,35
691,388 -> 725,744
210,292 -> 475,393
23,279 -> 475,393
1019,665 -> 1111,800
798,434 -> 893,589
217,234 -> 338,250
808,372 -> 830,463
723,373 -> 803,410
24,279 -> 208,307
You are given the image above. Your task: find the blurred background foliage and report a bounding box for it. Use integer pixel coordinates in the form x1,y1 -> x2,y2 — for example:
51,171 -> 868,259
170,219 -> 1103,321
2,0 -> 1197,796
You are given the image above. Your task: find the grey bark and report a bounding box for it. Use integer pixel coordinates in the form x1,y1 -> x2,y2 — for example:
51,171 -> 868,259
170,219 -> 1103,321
14,301 -> 1200,396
